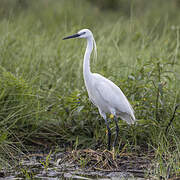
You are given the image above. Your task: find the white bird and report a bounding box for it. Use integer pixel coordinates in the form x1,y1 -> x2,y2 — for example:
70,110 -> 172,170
63,29 -> 135,150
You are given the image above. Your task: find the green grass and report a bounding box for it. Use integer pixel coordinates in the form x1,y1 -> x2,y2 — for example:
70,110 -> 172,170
0,0 -> 180,178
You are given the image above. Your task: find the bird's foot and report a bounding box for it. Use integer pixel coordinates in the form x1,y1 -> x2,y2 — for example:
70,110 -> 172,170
105,147 -> 116,160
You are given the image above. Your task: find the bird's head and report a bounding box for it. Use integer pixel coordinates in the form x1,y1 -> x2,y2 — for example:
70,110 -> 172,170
63,29 -> 93,40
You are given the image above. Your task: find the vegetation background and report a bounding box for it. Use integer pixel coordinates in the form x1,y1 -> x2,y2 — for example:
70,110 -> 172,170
0,0 -> 180,178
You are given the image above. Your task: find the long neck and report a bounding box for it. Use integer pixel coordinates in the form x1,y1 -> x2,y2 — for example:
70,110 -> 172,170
83,37 -> 93,84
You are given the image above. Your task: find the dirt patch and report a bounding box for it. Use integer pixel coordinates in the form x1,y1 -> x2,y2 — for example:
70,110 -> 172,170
56,149 -> 153,177
1,149 -> 153,179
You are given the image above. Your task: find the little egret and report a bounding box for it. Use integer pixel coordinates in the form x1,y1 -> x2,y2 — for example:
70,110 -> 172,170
63,29 -> 135,150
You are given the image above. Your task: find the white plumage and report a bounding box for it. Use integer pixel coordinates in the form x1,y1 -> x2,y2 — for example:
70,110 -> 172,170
63,29 -> 135,150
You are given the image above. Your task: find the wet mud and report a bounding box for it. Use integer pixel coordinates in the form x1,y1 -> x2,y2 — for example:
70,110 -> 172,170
0,149 -> 152,179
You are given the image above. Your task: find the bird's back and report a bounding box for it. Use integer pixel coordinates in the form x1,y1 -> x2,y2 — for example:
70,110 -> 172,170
86,73 -> 135,124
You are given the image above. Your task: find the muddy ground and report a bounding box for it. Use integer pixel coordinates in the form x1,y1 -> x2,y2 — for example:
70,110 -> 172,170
0,149 -> 154,179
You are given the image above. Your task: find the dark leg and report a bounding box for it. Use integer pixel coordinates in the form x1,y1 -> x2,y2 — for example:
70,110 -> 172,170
113,116 -> 119,148
105,118 -> 111,150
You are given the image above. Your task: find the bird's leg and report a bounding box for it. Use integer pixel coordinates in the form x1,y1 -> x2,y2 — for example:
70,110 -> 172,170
104,118 -> 111,150
98,109 -> 111,150
113,116 -> 119,148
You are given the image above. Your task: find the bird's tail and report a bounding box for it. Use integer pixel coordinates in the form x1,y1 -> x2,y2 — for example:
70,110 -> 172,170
120,113 -> 136,125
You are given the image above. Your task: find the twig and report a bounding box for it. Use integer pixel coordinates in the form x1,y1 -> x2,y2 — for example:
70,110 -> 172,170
165,104 -> 179,135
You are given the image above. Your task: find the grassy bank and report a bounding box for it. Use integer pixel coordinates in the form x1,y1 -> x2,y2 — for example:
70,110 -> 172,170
0,0 -> 180,178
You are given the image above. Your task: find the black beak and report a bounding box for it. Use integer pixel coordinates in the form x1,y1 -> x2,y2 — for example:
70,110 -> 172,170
63,33 -> 80,40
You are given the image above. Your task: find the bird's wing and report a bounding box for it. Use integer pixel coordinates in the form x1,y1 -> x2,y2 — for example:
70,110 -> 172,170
94,74 -> 134,115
